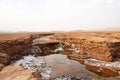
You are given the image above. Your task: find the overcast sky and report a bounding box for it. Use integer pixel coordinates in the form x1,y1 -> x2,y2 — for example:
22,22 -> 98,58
0,0 -> 120,31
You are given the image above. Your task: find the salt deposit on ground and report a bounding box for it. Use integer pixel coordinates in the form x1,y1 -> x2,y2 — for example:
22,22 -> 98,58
85,58 -> 120,70
31,46 -> 42,54
51,74 -> 94,80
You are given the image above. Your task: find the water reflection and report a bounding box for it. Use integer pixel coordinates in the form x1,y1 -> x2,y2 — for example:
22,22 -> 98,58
43,54 -> 96,79
43,54 -> 120,80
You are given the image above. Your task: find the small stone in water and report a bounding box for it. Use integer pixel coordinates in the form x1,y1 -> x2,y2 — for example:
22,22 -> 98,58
41,67 -> 52,74
31,46 -> 42,54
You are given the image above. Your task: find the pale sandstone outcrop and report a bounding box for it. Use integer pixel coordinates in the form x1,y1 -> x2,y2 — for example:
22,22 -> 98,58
0,66 -> 41,80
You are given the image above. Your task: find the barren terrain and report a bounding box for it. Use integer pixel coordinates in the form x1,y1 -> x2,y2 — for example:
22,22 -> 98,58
0,31 -> 120,80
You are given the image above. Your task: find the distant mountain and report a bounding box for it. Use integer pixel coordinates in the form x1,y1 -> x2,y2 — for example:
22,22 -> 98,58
0,31 -> 13,33
105,27 -> 120,31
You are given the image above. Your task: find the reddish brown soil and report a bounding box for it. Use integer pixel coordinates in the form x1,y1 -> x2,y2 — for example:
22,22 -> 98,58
0,32 -> 54,80
0,32 -> 53,66
86,65 -> 119,77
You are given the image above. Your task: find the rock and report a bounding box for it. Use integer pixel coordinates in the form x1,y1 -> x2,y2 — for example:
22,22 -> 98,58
51,32 -> 120,61
0,53 -> 9,65
0,63 -> 4,70
32,36 -> 64,54
0,32 -> 54,63
33,36 -> 62,45
0,66 -> 41,80
85,64 -> 119,77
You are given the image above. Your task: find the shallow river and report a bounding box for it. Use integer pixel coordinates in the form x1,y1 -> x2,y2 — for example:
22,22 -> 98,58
13,53 -> 120,80
42,54 -> 120,80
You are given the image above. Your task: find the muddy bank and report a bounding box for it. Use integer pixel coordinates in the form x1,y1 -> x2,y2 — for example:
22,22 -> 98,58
51,32 -> 120,62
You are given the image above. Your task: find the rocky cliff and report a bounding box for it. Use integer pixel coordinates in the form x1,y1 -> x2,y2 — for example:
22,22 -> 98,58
0,32 -> 54,66
51,32 -> 120,62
